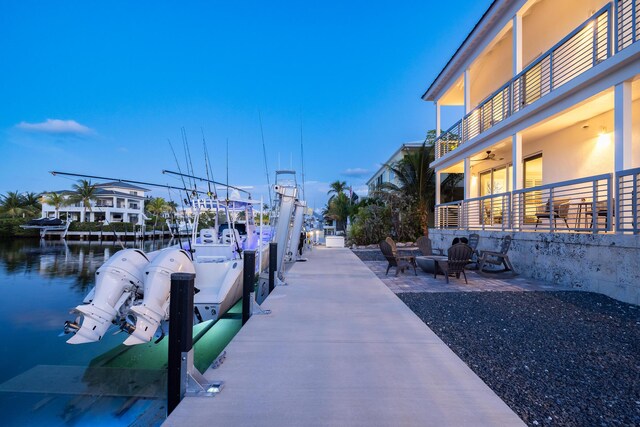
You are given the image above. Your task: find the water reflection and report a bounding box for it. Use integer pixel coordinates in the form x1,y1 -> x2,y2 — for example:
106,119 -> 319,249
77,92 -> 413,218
0,238 -> 176,426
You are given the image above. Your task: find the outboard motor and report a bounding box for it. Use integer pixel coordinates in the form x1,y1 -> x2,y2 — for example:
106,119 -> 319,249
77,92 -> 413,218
123,248 -> 195,346
66,249 -> 149,344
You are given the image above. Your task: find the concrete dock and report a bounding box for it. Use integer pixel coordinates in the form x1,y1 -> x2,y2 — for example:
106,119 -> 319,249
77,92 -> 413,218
164,247 -> 524,426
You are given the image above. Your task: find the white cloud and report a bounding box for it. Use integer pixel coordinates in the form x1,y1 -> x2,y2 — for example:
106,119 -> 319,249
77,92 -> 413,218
342,167 -> 370,177
16,119 -> 93,135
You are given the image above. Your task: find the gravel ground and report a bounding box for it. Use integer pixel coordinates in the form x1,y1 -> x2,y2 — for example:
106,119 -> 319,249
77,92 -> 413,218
398,291 -> 640,427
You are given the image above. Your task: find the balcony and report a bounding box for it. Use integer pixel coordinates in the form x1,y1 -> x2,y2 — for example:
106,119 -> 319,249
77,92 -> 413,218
435,167 -> 640,235
434,2 -> 634,160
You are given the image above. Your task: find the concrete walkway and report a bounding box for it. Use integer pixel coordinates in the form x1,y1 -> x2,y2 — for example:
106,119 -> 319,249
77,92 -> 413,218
164,247 -> 524,426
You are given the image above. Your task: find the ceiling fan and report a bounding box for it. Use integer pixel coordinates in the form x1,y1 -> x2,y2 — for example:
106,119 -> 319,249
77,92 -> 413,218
471,150 -> 503,162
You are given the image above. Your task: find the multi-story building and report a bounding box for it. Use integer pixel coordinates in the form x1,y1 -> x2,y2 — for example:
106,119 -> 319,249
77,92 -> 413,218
42,182 -> 149,224
367,142 -> 424,194
424,0 -> 639,304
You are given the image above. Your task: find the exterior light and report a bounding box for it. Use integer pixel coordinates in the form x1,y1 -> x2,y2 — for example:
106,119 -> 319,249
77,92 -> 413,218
597,128 -> 610,146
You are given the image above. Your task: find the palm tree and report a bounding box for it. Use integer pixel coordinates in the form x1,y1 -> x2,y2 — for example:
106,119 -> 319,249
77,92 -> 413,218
383,143 -> 436,237
146,197 -> 168,230
41,192 -> 67,219
22,192 -> 42,216
70,180 -> 98,222
0,191 -> 26,217
327,180 -> 348,201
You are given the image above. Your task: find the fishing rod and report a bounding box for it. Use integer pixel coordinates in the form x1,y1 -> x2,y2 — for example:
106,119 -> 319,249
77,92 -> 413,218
300,117 -> 306,202
258,111 -> 273,207
49,171 -> 210,195
201,128 -> 218,199
162,170 -> 252,197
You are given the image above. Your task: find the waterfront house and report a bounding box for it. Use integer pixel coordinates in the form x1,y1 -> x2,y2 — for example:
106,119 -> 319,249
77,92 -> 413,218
42,182 -> 149,224
424,0 -> 640,304
367,141 -> 425,194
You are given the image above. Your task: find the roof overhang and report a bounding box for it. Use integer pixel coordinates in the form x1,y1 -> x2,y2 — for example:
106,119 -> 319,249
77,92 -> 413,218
421,0 -> 518,102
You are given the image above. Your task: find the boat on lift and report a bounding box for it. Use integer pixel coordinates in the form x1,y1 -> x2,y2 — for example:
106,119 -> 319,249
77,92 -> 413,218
63,192 -> 268,346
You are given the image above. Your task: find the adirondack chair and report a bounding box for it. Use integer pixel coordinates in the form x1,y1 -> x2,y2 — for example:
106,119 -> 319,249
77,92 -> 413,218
478,235 -> 516,273
434,243 -> 474,284
416,236 -> 434,256
379,240 -> 417,276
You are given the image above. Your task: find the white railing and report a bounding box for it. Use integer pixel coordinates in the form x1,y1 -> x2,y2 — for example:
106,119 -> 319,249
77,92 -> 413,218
435,4 -> 613,159
435,201 -> 462,228
512,174 -> 612,232
435,173 -> 618,233
617,0 -> 640,51
461,193 -> 512,231
616,167 -> 640,234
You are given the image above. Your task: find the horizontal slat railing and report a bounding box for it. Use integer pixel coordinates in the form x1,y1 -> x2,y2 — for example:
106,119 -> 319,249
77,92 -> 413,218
617,0 -> 640,51
435,4 -> 612,159
461,193 -> 511,231
512,174 -> 612,233
435,173 -> 618,234
616,167 -> 640,234
435,201 -> 463,229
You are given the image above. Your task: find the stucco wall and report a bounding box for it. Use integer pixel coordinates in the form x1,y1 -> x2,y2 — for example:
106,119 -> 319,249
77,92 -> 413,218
523,0 -> 610,69
470,29 -> 513,108
430,229 -> 640,305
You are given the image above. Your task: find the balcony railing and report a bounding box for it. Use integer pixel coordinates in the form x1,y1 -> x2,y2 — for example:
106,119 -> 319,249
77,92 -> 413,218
435,4 -> 613,159
617,0 -> 640,51
616,167 -> 640,234
435,173 -> 622,234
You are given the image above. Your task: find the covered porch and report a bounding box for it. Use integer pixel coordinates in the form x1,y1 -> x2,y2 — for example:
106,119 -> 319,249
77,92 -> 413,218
434,80 -> 640,234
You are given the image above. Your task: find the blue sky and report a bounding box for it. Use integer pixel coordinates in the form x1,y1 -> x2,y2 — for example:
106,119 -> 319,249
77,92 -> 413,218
0,0 -> 491,209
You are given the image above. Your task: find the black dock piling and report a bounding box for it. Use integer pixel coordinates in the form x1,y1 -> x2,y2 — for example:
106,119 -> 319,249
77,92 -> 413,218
242,250 -> 256,326
167,272 -> 195,416
268,242 -> 277,294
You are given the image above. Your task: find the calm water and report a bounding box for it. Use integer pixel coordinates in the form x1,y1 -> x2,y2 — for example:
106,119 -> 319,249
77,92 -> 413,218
0,238 -> 238,426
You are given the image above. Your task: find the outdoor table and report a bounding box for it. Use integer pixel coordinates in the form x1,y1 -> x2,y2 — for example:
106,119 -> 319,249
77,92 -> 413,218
416,255 -> 447,275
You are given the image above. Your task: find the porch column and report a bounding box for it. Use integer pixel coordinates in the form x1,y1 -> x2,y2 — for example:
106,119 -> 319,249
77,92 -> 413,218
512,132 -> 523,228
512,132 -> 523,191
435,101 -> 441,137
614,81 -> 632,172
464,157 -> 471,200
435,171 -> 441,205
464,69 -> 471,114
512,12 -> 523,76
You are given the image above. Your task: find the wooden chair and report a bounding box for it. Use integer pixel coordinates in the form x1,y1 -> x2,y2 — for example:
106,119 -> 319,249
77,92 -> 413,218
478,235 -> 516,273
535,198 -> 571,229
416,236 -> 434,256
385,237 -> 418,269
435,243 -> 473,284
379,240 -> 417,276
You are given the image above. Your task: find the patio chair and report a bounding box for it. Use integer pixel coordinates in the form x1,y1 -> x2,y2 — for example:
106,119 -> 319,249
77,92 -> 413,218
416,236 -> 434,256
386,237 -> 418,265
585,198 -> 615,229
534,198 -> 571,229
379,240 -> 417,276
478,235 -> 516,273
467,233 -> 481,268
434,243 -> 473,284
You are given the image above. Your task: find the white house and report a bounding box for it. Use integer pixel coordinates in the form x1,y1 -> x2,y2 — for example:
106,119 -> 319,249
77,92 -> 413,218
424,0 -> 640,304
366,141 -> 424,194
42,182 -> 149,224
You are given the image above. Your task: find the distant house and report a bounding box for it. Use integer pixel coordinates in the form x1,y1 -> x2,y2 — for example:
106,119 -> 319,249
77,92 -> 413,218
366,142 -> 424,194
42,182 -> 149,224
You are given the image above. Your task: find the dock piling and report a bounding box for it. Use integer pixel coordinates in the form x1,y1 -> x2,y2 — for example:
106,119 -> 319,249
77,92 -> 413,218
167,272 -> 195,415
268,242 -> 277,294
242,250 -> 256,325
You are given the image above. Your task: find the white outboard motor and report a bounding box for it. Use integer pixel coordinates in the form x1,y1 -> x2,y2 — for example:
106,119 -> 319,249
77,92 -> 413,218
67,249 -> 149,344
123,248 -> 195,346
